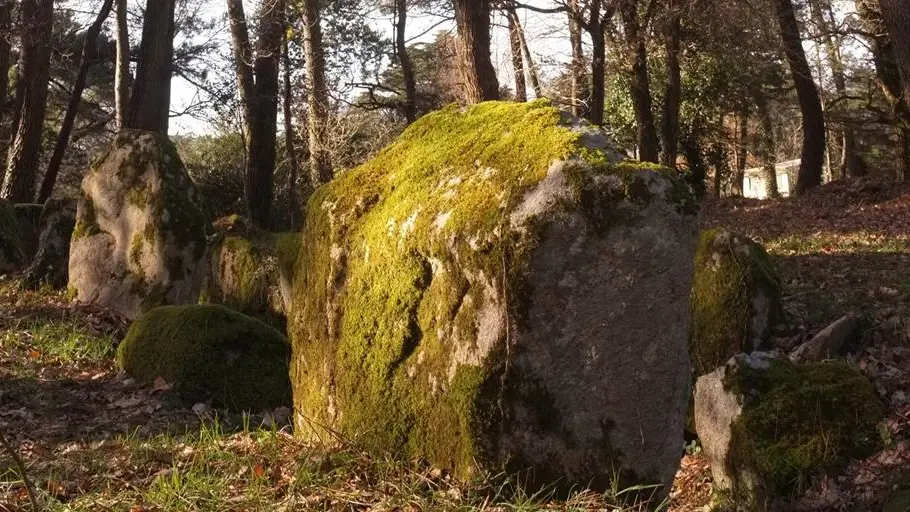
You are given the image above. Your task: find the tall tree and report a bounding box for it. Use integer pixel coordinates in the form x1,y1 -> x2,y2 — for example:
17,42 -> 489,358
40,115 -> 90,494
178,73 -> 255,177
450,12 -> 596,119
567,0 -> 588,116
1,0 -> 54,202
773,0 -> 825,194
877,0 -> 910,112
395,0 -> 417,121
227,0 -> 285,228
660,0 -> 682,167
115,0 -> 130,128
125,0 -> 176,134
808,0 -> 865,177
39,0 -> 114,203
453,0 -> 499,103
506,6 -> 527,102
0,1 -> 12,117
619,0 -> 660,162
510,9 -> 541,97
282,33 -> 305,229
302,0 -> 333,184
755,91 -> 780,198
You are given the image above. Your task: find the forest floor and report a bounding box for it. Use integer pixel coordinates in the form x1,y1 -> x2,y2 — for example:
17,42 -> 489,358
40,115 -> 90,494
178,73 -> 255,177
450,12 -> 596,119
1,177 -> 909,511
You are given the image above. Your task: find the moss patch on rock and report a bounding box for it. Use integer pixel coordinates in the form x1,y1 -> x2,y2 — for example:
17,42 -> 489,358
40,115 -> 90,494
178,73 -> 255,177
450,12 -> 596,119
690,228 -> 781,376
117,304 -> 291,411
290,99 -> 696,482
726,357 -> 884,502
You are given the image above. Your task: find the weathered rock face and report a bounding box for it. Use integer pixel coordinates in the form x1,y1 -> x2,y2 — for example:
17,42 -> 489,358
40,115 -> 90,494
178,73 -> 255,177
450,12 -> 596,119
0,199 -> 26,273
695,353 -> 884,509
14,203 -> 43,259
689,228 -> 781,376
289,100 -> 699,498
200,216 -> 285,326
21,198 -> 77,289
118,304 -> 291,411
68,130 -> 208,319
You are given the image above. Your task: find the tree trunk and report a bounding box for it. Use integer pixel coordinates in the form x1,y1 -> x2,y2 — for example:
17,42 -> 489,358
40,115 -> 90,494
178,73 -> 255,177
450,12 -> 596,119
283,34 -> 305,230
877,0 -> 910,113
511,10 -> 541,98
899,125 -> 910,181
756,92 -> 780,198
453,0 -> 499,103
732,110 -> 748,196
302,0 -> 332,184
620,0 -> 660,162
396,0 -> 417,121
661,1 -> 682,167
588,13 -> 606,125
774,0 -> 826,194
38,0 -> 114,203
506,7 -> 526,102
568,0 -> 587,117
1,0 -> 53,202
809,0 -> 865,177
125,0 -> 176,134
115,0 -> 130,129
0,2 -> 12,113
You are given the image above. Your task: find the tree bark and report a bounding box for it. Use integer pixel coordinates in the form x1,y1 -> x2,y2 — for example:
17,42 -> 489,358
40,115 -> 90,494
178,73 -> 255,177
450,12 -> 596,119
283,34 -> 305,229
506,7 -> 526,102
588,0 -> 606,125
302,0 -> 332,184
620,0 -> 660,162
0,2 -> 12,114
115,0 -> 130,129
38,0 -> 114,203
568,0 -> 587,117
809,0 -> 865,177
453,0 -> 499,103
774,0 -> 826,194
731,110 -> 748,196
756,91 -> 780,198
511,10 -> 541,98
660,1 -> 682,167
1,0 -> 54,202
396,0 -> 417,120
877,0 -> 910,113
125,0 -> 176,134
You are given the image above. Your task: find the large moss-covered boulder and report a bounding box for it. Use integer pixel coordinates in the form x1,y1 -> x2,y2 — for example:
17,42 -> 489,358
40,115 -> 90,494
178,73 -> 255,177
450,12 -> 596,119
21,198 -> 77,290
690,228 -> 781,376
0,199 -> 26,273
117,304 -> 291,411
695,353 -> 884,509
68,130 -> 208,319
290,100 -> 700,497
200,217 -> 285,326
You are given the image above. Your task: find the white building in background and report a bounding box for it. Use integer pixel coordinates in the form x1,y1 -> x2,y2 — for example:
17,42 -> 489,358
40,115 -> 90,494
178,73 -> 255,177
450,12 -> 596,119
742,159 -> 801,199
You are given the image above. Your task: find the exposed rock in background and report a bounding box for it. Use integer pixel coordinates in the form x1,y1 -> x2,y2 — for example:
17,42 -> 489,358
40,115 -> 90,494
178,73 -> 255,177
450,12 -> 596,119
0,199 -> 26,274
690,228 -> 781,376
695,352 -> 884,509
790,312 -> 862,363
289,100 -> 699,500
13,203 -> 43,259
117,304 -> 291,411
21,198 -> 77,290
68,130 -> 209,319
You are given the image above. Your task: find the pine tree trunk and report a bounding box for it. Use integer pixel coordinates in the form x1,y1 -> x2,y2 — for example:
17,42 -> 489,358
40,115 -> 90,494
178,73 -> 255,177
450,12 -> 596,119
302,0 -> 332,184
1,0 -> 54,202
453,0 -> 499,103
512,11 -> 541,98
774,0 -> 826,194
877,0 -> 910,113
39,0 -> 114,203
620,0 -> 659,162
506,8 -> 526,102
0,2 -> 12,114
115,0 -> 130,129
396,0 -> 417,120
125,0 -> 175,134
756,92 -> 780,198
732,111 -> 748,196
661,1 -> 682,167
283,35 -> 305,229
589,17 -> 606,125
568,0 -> 587,117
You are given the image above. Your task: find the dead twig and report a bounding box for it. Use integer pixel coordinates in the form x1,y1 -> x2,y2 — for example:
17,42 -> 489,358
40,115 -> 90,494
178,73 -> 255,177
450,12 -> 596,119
0,428 -> 40,511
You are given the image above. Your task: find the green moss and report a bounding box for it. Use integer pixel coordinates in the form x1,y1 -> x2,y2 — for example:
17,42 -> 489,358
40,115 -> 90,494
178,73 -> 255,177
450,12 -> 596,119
72,194 -> 101,241
884,489 -> 910,512
275,232 -> 300,281
117,304 -> 291,411
689,229 -> 780,376
726,358 -> 884,503
290,100 -> 697,478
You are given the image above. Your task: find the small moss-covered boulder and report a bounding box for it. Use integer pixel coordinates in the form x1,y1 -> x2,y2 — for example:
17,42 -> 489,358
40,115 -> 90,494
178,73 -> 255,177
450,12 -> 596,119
200,217 -> 285,325
695,353 -> 884,509
14,203 -> 43,259
21,198 -> 77,290
0,199 -> 26,273
68,130 -> 208,319
290,100 -> 700,498
690,228 -> 781,376
117,304 -> 291,410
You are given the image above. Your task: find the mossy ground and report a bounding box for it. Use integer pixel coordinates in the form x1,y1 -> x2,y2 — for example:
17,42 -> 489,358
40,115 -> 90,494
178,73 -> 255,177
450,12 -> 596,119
117,304 -> 291,411
291,99 -> 694,479
726,358 -> 885,502
689,228 -> 780,376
